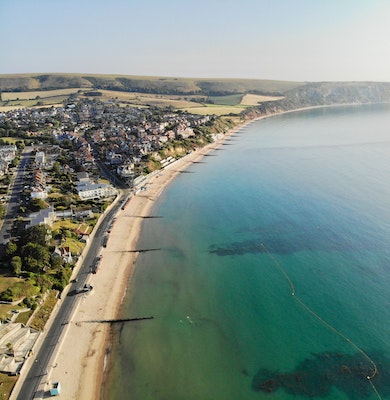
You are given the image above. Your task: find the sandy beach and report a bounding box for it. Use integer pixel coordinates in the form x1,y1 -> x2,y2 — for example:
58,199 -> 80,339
12,106 -> 327,400
35,123 -> 247,400
10,105 -> 344,399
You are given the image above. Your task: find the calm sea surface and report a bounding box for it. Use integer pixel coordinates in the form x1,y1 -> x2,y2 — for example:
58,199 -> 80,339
103,104 -> 390,400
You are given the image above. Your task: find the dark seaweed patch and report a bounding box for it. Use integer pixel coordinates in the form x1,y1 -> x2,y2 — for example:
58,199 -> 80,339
208,228 -> 381,256
252,352 -> 390,399
209,240 -> 266,256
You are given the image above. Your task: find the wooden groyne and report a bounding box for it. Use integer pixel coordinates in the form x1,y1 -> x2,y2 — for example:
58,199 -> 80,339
84,316 -> 154,324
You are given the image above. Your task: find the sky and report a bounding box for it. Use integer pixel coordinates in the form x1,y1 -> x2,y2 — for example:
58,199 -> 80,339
1,0 -> 390,82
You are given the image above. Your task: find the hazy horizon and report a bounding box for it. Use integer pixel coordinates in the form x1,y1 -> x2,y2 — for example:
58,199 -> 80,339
1,0 -> 390,82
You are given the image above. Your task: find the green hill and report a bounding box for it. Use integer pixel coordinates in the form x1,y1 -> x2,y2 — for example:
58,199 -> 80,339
0,73 -> 302,96
2,74 -> 390,117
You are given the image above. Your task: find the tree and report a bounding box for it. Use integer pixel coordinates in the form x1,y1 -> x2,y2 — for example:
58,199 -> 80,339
29,198 -> 48,212
10,256 -> 22,275
10,157 -> 20,168
20,224 -> 50,246
5,241 -> 17,258
23,255 -> 43,273
21,243 -> 50,272
15,140 -> 25,150
53,161 -> 61,175
50,255 -> 63,269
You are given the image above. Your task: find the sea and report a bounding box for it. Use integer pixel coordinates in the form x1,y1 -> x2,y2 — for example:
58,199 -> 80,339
102,104 -> 390,400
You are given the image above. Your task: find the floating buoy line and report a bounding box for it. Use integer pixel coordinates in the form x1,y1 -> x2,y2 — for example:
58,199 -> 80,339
259,243 -> 382,400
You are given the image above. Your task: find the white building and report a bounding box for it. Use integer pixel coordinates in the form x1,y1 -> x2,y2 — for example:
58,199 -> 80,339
35,151 -> 46,166
30,187 -> 48,200
76,182 -> 117,200
26,207 -> 56,229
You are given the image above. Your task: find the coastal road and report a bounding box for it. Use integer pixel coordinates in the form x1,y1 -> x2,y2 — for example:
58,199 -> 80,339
15,191 -> 126,400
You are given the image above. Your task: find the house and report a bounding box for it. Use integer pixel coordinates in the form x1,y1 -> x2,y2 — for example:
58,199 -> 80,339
117,164 -> 134,177
0,145 -> 17,163
26,207 -> 56,229
0,160 -> 8,175
51,247 -> 73,264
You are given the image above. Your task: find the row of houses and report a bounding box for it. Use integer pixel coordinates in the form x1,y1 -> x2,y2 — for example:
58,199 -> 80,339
0,145 -> 17,175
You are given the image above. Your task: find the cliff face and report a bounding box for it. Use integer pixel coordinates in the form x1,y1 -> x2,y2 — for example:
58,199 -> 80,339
244,82 -> 390,119
285,82 -> 390,106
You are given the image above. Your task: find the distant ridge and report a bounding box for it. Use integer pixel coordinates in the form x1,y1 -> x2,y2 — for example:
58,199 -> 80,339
2,73 -> 390,116
0,73 -> 302,95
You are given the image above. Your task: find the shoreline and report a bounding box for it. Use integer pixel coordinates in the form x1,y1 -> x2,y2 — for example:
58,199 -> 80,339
42,102 -> 374,399
42,116 -> 245,400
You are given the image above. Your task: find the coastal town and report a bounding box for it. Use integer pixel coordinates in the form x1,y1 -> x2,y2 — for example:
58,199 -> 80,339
0,98 -> 234,398
2,0 -> 390,397
1,78 -> 388,399
0,98 -> 218,177
0,98 -> 226,219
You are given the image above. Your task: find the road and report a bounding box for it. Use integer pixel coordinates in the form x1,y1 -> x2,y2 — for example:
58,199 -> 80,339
0,146 -> 34,247
15,191 -> 126,400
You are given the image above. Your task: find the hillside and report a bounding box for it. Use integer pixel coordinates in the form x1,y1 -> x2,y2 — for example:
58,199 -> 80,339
1,74 -> 390,118
0,73 -> 302,96
242,81 -> 390,120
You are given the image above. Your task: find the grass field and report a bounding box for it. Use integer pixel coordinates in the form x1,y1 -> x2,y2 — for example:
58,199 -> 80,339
208,94 -> 243,106
0,137 -> 23,144
0,97 -> 72,110
92,91 -> 201,109
240,93 -> 283,105
0,277 -> 26,294
183,104 -> 247,115
0,277 -> 38,321
1,88 -> 83,101
0,86 -> 284,115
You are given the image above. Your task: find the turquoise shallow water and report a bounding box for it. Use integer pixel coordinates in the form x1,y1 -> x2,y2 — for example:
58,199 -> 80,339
103,104 -> 390,400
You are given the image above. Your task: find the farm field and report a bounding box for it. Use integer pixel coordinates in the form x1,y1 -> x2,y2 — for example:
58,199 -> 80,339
183,104 -> 247,115
1,88 -> 83,101
0,73 -> 301,113
93,90 -> 202,108
240,93 -> 284,105
0,88 -> 255,115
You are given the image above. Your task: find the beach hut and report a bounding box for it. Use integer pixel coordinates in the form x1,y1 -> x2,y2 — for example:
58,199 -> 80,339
50,381 -> 61,396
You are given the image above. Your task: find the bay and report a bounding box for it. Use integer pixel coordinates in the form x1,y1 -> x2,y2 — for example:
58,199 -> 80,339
103,104 -> 390,400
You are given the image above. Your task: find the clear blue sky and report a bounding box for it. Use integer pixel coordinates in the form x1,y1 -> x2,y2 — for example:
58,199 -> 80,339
1,0 -> 390,82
